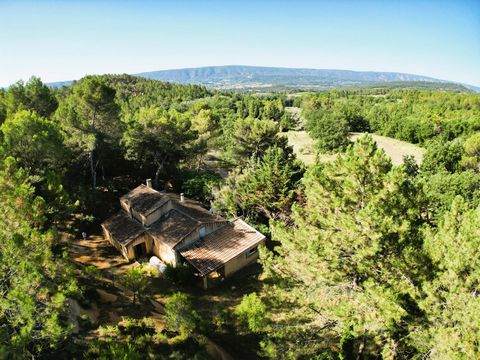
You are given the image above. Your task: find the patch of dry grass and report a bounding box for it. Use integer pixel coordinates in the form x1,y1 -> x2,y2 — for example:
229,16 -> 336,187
285,130 -> 426,166
350,132 -> 425,165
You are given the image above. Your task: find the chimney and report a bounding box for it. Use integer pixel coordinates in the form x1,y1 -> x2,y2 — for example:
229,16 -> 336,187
146,179 -> 152,188
180,193 -> 185,202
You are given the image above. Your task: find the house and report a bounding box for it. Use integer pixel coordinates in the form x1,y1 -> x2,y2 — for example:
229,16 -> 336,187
101,181 -> 266,288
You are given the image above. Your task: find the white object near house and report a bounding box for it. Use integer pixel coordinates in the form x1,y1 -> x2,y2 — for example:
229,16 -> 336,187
149,256 -> 167,273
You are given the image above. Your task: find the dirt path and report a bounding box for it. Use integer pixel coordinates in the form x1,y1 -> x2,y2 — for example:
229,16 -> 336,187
69,233 -> 239,360
206,338 -> 236,360
70,235 -> 129,269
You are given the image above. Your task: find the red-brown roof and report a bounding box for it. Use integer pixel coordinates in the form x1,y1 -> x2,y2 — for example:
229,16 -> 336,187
104,185 -> 224,249
101,211 -> 145,245
148,209 -> 200,247
179,218 -> 266,276
120,184 -> 169,217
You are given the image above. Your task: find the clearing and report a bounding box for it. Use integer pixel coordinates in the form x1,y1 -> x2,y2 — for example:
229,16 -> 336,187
284,130 -> 425,166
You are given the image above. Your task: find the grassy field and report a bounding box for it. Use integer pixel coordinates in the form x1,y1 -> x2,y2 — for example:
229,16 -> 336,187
284,130 -> 426,166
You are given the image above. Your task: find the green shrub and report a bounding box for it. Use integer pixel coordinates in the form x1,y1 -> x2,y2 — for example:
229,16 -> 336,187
119,266 -> 149,304
279,112 -> 297,132
181,170 -> 223,203
165,292 -> 199,336
85,342 -> 142,360
164,263 -> 195,285
235,293 -> 267,333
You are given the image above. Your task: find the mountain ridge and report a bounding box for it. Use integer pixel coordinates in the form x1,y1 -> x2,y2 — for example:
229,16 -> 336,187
47,65 -> 480,92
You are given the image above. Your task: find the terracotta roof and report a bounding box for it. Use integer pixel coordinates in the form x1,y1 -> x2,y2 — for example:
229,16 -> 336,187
179,219 -> 266,276
120,184 -> 169,216
102,211 -> 145,245
120,185 -> 219,221
104,186 -> 266,271
148,209 -> 200,247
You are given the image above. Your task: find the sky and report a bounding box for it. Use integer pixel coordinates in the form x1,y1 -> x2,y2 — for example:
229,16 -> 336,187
0,0 -> 479,87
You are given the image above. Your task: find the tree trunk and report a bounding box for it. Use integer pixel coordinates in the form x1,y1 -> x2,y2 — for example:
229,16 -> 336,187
89,152 -> 96,189
90,109 -> 97,190
154,161 -> 164,190
356,335 -> 365,360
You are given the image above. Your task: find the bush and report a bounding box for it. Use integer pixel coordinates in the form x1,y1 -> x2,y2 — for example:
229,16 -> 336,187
83,265 -> 101,281
279,112 -> 297,132
164,263 -> 195,285
421,139 -> 463,173
212,306 -> 232,331
119,266 -> 149,304
307,111 -> 350,152
181,170 -> 223,203
235,293 -> 267,333
165,292 -> 199,336
85,342 -> 142,360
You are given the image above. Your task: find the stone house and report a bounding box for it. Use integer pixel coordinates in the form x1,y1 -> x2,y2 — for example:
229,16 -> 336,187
101,182 -> 265,288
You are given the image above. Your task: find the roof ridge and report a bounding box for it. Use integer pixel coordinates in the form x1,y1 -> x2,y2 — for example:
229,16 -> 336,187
171,203 -> 205,222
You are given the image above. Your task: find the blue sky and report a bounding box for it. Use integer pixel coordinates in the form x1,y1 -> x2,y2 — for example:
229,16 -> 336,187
0,0 -> 479,87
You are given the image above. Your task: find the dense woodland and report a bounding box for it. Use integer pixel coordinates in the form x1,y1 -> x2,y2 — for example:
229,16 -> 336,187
0,75 -> 479,359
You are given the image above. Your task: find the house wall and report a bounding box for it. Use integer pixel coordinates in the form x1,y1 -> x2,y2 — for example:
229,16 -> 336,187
125,233 -> 153,260
131,208 -> 142,224
151,236 -> 178,266
144,201 -> 173,227
120,199 -> 131,216
224,241 -> 264,277
102,225 -> 150,261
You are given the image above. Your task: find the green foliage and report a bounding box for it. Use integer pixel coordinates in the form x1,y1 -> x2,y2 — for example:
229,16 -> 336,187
258,136 -> 426,358
416,198 -> 480,359
235,293 -> 267,333
461,132 -> 480,172
3,77 -> 58,119
164,293 -> 199,336
181,170 -> 222,203
0,110 -> 70,180
421,138 -> 464,173
232,117 -> 280,160
163,263 -> 195,286
123,107 -> 199,186
302,89 -> 480,146
86,342 -> 142,360
421,170 -> 480,221
0,158 -> 78,358
119,267 -> 149,305
279,112 -> 297,132
215,145 -> 303,223
85,316 -> 208,359
339,327 -> 355,360
306,110 -> 351,152
55,75 -> 121,188
83,265 -> 101,281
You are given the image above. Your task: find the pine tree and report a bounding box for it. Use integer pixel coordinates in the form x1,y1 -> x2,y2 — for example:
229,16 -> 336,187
259,136 -> 426,358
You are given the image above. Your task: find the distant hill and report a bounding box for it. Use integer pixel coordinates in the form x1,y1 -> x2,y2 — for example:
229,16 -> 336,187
135,65 -> 477,92
47,65 -> 479,93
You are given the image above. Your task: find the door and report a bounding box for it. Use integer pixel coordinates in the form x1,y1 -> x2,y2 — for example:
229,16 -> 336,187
134,242 -> 147,259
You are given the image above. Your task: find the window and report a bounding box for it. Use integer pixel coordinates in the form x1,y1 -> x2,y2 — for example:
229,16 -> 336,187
246,246 -> 258,257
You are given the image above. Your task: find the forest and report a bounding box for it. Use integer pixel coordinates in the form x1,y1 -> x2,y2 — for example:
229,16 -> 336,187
0,75 -> 479,359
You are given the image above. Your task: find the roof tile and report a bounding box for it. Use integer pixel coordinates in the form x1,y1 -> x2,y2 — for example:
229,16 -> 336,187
179,219 -> 265,276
